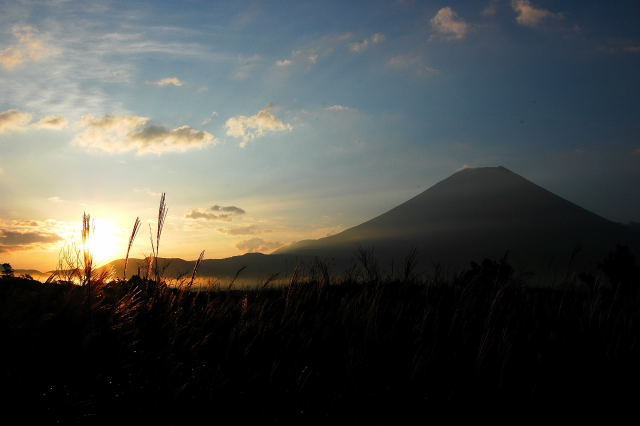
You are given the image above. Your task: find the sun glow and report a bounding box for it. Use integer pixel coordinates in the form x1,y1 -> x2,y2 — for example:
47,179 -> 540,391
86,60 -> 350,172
85,218 -> 123,265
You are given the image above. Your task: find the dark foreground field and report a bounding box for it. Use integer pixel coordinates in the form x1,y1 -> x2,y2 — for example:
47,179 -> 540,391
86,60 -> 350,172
1,253 -> 640,423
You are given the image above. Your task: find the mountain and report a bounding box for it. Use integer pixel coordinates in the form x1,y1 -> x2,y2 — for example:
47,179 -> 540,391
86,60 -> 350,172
97,166 -> 637,280
275,166 -> 637,270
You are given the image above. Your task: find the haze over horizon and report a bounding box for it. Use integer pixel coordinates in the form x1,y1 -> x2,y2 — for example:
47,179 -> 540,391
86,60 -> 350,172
1,0 -> 640,270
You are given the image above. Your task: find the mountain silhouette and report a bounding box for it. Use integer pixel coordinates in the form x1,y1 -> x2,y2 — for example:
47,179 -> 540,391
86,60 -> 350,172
95,166 -> 637,280
275,166 -> 637,270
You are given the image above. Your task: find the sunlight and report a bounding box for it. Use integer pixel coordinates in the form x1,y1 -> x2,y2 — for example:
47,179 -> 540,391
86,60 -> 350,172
85,218 -> 122,265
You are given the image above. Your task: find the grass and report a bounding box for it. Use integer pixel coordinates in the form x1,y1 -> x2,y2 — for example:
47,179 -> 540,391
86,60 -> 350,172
2,194 -> 638,422
0,258 -> 639,423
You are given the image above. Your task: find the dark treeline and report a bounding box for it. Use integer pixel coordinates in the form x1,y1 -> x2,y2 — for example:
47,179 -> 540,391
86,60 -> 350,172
1,247 -> 639,423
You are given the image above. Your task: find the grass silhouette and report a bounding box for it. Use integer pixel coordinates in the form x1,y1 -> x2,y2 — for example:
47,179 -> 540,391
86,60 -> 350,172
1,256 -> 639,423
1,194 -> 639,422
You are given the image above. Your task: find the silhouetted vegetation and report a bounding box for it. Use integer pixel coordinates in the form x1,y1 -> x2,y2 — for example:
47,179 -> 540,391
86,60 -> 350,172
1,247 -> 639,423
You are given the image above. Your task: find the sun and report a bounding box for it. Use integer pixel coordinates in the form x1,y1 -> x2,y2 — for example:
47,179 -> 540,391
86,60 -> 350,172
86,219 -> 122,265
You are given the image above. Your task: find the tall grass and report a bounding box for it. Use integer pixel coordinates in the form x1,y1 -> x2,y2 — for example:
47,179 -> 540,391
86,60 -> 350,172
188,249 -> 205,289
154,193 -> 168,282
123,217 -> 141,280
81,212 -> 93,287
1,259 -> 639,423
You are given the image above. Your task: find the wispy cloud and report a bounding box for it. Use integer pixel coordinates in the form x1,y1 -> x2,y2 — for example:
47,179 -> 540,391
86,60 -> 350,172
218,225 -> 269,235
598,40 -> 640,54
133,187 -> 162,197
430,7 -> 468,41
325,105 -> 356,112
277,33 -> 353,71
232,54 -> 262,80
482,0 -> 500,16
186,205 -> 246,222
151,76 -> 183,87
0,25 -> 59,70
34,115 -> 68,130
236,237 -> 282,253
512,0 -> 563,28
72,114 -> 216,155
387,53 -> 438,76
225,105 -> 292,148
201,111 -> 219,125
348,33 -> 385,53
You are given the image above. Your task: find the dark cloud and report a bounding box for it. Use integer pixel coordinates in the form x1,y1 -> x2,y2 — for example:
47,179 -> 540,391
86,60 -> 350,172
186,204 -> 246,221
211,205 -> 245,215
0,229 -> 62,252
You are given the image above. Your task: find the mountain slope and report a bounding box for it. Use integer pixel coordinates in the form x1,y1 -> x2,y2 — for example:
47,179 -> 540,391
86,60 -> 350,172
275,166 -> 635,267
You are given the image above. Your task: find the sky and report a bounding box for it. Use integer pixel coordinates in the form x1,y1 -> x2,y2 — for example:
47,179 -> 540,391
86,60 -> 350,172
1,0 -> 639,270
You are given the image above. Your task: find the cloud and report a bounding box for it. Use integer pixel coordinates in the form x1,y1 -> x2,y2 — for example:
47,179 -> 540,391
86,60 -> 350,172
236,237 -> 283,253
212,205 -> 246,215
430,7 -> 468,40
34,115 -> 68,130
218,225 -> 269,235
0,109 -> 68,134
632,148 -> 640,156
186,204 -> 246,221
512,0 -> 562,27
0,109 -> 32,133
133,187 -> 162,197
598,40 -> 640,54
225,105 -> 292,148
47,196 -> 63,203
72,114 -> 216,155
279,33 -> 353,71
387,54 -> 438,76
326,105 -> 355,112
0,228 -> 62,253
201,111 -> 218,125
151,77 -> 183,87
0,25 -> 58,70
482,0 -> 500,16
232,54 -> 262,80
348,33 -> 385,53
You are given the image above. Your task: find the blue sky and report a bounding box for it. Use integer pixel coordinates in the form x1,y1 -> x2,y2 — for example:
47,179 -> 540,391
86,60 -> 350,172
1,0 -> 639,269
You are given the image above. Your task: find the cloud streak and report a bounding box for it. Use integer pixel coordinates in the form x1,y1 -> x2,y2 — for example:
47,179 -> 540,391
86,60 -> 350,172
151,77 -> 183,87
348,33 -> 385,53
218,225 -> 269,235
72,114 -> 216,155
0,25 -> 58,70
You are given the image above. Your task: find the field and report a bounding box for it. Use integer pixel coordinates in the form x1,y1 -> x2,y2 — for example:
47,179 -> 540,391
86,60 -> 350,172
1,252 -> 639,423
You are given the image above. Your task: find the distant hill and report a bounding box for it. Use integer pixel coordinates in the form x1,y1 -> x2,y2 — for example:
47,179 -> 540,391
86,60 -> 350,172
97,253 -> 299,282
275,166 -> 637,270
